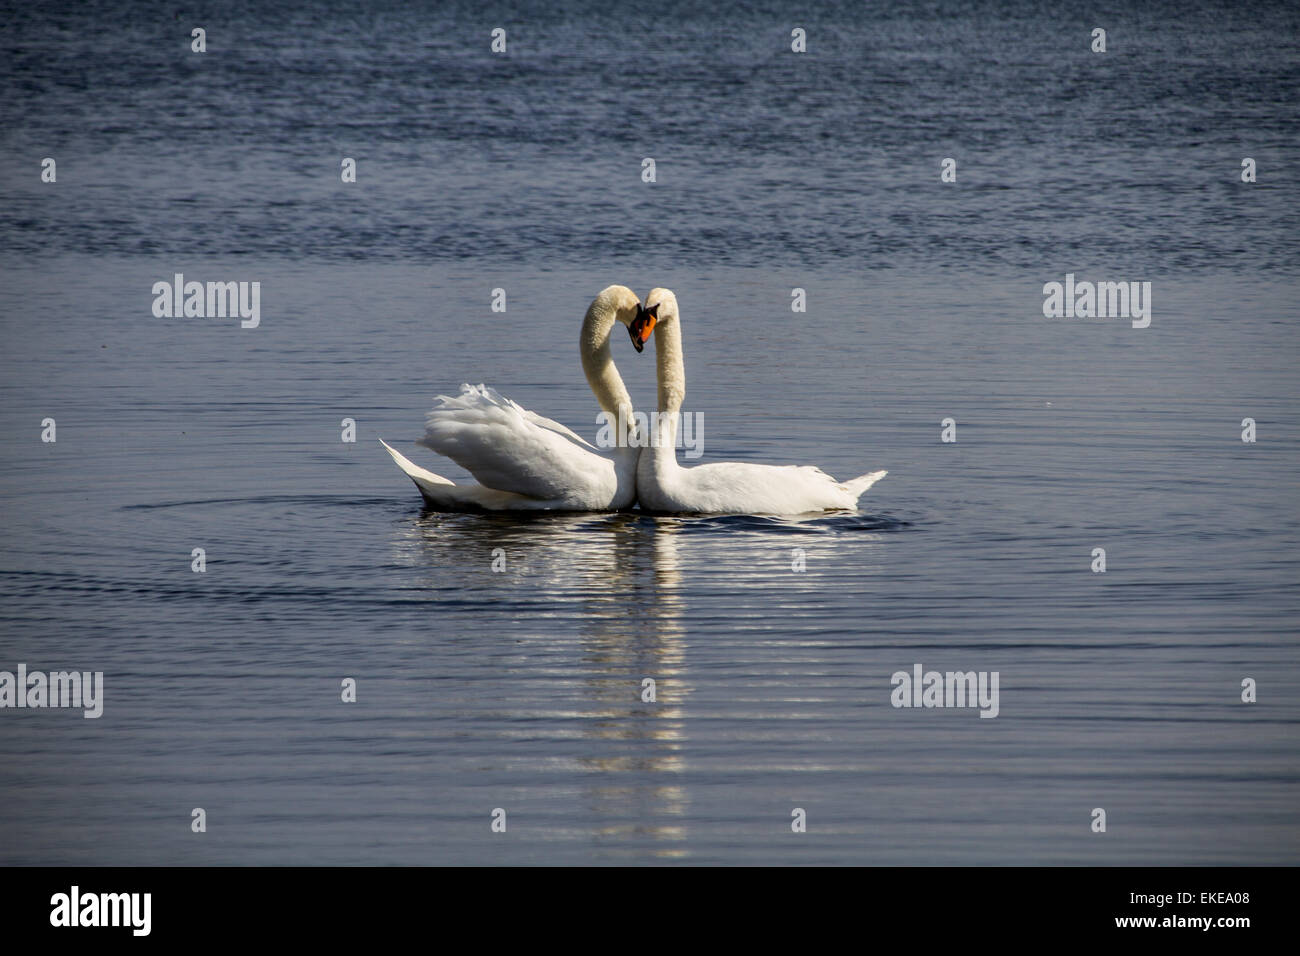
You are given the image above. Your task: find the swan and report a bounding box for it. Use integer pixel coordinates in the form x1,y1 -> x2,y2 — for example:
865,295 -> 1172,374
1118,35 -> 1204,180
380,285 -> 646,511
630,288 -> 887,514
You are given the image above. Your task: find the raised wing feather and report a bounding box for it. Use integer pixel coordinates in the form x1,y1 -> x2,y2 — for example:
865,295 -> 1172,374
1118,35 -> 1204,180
418,384 -> 614,501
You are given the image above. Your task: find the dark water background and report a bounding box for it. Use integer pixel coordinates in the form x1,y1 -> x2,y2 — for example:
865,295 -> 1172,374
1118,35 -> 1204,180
0,0 -> 1297,864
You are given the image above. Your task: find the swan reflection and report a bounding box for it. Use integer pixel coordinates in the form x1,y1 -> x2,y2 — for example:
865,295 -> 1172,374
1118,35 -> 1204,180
394,510 -> 693,859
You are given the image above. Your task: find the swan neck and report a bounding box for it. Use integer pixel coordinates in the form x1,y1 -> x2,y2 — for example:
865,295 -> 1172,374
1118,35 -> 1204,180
580,297 -> 635,435
654,316 -> 685,415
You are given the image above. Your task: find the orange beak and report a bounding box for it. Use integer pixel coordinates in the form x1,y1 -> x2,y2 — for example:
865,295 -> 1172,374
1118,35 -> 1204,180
629,306 -> 658,353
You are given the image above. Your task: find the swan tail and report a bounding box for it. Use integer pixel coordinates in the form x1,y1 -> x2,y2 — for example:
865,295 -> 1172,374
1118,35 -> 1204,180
380,438 -> 558,511
840,469 -> 888,502
380,438 -> 453,485
379,438 -> 466,506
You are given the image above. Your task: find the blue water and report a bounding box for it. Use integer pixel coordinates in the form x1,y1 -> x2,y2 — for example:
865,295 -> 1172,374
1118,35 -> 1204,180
0,0 -> 1297,864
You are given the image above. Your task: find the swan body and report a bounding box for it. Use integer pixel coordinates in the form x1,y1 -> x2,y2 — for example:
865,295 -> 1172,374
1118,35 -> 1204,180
633,288 -> 887,515
382,285 -> 644,511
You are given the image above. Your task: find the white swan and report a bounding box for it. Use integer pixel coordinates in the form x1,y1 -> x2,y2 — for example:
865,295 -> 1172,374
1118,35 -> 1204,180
631,288 -> 887,514
380,285 -> 645,511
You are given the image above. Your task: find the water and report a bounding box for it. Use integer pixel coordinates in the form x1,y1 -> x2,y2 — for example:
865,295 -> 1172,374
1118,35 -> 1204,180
1,1 -> 1297,865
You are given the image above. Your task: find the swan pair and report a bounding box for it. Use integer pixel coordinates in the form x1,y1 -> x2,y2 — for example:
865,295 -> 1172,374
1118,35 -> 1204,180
380,285 -> 886,514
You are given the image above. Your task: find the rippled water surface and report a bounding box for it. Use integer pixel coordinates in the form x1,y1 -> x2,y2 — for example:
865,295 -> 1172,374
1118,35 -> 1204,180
1,0 -> 1297,864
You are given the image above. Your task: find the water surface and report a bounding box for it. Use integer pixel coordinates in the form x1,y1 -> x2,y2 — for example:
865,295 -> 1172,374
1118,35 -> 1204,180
0,0 -> 1297,864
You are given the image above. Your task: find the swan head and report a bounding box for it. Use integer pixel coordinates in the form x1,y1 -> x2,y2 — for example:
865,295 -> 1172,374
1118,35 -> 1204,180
630,288 -> 678,352
629,304 -> 655,352
588,284 -> 645,348
631,288 -> 678,352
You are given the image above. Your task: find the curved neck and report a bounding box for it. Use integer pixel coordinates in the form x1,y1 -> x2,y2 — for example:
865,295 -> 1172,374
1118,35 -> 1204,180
580,298 -> 636,438
653,316 -> 686,416
646,315 -> 686,468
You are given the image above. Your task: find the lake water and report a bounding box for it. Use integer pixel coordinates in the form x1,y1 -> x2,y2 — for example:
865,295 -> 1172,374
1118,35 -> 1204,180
1,0 -> 1297,865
